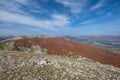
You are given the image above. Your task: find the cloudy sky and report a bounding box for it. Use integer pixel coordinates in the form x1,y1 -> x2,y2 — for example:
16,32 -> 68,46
0,0 -> 120,36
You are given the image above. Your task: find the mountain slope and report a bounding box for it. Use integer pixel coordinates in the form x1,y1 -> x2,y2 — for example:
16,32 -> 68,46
11,37 -> 120,67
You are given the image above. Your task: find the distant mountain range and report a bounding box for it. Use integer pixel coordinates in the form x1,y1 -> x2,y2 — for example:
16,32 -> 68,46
0,36 -> 15,41
63,35 -> 120,41
1,35 -> 120,41
62,35 -> 120,55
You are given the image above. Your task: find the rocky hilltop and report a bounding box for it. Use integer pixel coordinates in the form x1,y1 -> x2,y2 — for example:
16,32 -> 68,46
0,51 -> 120,80
0,36 -> 120,67
0,36 -> 120,80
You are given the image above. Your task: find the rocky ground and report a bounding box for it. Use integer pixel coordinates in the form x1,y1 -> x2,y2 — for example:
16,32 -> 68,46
0,51 -> 120,80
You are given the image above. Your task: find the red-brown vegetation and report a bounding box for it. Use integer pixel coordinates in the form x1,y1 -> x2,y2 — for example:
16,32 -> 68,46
13,37 -> 120,67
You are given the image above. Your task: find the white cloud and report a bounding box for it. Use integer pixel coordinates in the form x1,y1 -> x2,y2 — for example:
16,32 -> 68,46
52,14 -> 70,27
13,0 -> 28,4
90,0 -> 104,10
29,9 -> 43,14
0,10 -> 70,30
55,0 -> 88,14
0,0 -> 44,14
0,0 -> 29,14
81,20 -> 94,24
0,0 -> 70,30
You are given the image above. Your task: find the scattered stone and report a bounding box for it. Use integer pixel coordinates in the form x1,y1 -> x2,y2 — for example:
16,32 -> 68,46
0,51 -> 120,80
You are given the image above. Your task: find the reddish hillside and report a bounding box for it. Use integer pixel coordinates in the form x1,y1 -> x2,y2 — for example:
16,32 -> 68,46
13,37 -> 120,67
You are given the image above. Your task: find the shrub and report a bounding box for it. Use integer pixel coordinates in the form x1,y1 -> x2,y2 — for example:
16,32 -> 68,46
0,41 -> 14,51
17,45 -> 48,54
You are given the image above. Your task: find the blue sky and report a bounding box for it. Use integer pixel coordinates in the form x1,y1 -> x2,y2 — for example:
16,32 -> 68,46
0,0 -> 120,36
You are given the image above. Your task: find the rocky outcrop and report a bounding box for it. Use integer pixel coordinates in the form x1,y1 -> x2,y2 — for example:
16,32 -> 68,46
0,51 -> 120,80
